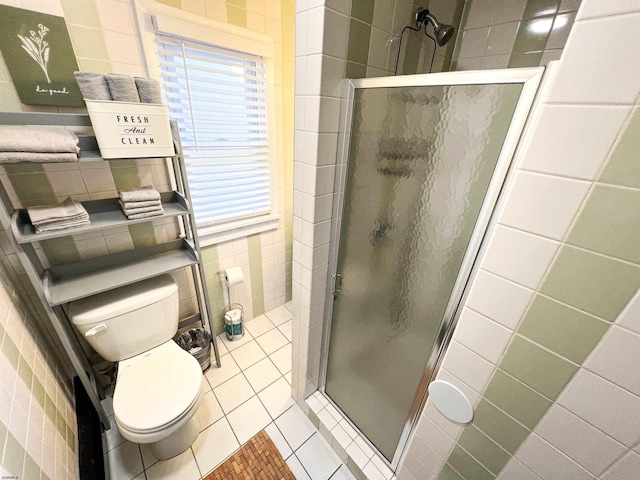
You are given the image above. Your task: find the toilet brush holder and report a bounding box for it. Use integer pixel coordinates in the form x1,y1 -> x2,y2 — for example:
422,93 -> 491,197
223,303 -> 244,341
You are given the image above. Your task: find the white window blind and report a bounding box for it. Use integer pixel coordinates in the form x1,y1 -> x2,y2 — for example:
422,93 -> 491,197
156,33 -> 272,228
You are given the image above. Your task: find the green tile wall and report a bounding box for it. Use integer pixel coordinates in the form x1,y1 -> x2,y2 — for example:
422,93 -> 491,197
599,107 -> 640,189
447,445 -> 494,480
457,426 -> 511,475
248,234 -> 265,317
567,185 -> 640,264
439,58 -> 640,477
518,294 -> 609,364
347,19 -> 372,73
540,245 -> 640,322
200,244 -> 225,335
483,370 -> 551,429
1,325 -> 75,450
454,0 -> 581,69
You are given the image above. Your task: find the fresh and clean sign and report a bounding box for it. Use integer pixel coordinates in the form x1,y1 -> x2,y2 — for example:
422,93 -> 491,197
86,102 -> 175,159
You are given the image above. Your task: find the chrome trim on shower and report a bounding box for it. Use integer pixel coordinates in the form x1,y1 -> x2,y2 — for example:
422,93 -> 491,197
319,66 -> 548,471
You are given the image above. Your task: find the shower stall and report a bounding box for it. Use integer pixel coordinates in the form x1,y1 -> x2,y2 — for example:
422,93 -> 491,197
320,68 -> 544,467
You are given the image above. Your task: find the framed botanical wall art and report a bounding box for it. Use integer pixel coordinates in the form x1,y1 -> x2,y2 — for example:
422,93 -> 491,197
0,5 -> 84,106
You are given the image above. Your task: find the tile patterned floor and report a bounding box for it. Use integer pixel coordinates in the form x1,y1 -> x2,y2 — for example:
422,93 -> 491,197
103,303 -> 355,480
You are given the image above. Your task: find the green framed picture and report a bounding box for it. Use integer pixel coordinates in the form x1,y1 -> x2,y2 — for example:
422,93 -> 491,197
0,5 -> 84,107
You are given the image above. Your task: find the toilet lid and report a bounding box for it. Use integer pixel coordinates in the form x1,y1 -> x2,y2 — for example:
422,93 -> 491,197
113,342 -> 202,433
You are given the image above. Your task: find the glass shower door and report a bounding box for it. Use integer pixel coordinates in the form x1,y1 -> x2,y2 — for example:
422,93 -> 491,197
324,71 -> 542,464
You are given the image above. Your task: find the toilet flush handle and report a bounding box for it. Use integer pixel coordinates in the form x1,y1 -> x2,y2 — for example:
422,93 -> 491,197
85,324 -> 107,337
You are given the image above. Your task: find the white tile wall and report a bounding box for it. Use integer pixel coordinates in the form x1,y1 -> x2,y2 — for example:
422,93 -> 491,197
295,1 -> 640,479
557,369 -> 640,448
519,105 -> 631,180
547,13 -> 640,104
481,225 -> 560,289
465,269 -> 534,330
536,405 -> 626,476
498,171 -> 590,240
451,308 -> 512,364
515,434 -> 593,480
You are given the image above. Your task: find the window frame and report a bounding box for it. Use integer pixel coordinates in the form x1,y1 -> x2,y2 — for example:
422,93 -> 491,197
135,0 -> 280,246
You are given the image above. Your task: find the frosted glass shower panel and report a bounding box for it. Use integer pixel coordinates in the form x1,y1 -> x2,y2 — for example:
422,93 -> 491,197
324,83 -> 522,462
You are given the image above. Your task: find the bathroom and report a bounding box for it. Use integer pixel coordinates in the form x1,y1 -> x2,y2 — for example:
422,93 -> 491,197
0,0 -> 639,479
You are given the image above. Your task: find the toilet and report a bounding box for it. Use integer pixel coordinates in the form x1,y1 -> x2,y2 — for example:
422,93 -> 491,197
68,274 -> 204,460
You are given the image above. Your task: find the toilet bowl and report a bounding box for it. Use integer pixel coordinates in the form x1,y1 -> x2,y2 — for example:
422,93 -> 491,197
68,275 -> 205,460
113,340 -> 204,459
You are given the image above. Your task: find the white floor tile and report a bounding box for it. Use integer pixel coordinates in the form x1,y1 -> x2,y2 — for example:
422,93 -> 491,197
140,443 -> 158,470
265,422 -> 293,459
205,354 -> 241,389
192,418 -> 239,476
230,340 -> 267,370
330,465 -> 356,480
279,320 -> 293,341
145,449 -> 200,480
226,397 -> 272,444
107,441 -> 144,480
265,304 -> 293,325
258,377 -> 295,420
213,337 -> 228,356
284,301 -> 292,312
275,405 -> 316,450
195,390 -> 224,431
256,328 -> 289,355
218,330 -> 254,352
244,314 -> 276,337
270,344 -> 292,375
297,433 -> 342,480
287,454 -> 312,480
243,357 -> 282,393
213,373 -> 255,413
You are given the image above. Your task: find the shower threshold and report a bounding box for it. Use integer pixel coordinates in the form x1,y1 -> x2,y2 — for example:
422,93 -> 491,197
305,391 -> 396,480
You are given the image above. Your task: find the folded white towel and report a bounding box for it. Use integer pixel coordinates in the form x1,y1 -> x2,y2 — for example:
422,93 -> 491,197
0,152 -> 78,163
118,199 -> 161,209
35,218 -> 90,233
119,186 -> 161,203
0,126 -> 80,153
126,210 -> 164,220
122,205 -> 164,216
34,213 -> 89,227
28,197 -> 89,225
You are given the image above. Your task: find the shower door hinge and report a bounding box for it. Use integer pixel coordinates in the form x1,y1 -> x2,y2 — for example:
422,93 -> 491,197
331,273 -> 343,296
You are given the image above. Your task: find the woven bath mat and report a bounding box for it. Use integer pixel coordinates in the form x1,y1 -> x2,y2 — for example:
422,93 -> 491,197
203,429 -> 296,480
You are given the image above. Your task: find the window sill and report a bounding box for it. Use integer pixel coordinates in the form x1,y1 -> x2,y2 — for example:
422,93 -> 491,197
197,214 -> 281,247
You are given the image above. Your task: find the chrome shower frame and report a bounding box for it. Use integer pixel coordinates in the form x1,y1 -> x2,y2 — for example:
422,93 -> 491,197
318,66 -> 550,470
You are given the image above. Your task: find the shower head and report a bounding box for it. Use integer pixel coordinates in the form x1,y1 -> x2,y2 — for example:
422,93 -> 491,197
416,9 -> 456,46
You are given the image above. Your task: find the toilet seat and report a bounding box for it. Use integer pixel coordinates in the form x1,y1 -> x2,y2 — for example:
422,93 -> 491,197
113,340 -> 203,436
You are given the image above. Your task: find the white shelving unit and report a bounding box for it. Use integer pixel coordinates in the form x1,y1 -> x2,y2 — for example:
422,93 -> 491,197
0,112 -> 220,429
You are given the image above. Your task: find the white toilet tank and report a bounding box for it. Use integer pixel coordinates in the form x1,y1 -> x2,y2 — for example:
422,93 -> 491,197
68,275 -> 179,362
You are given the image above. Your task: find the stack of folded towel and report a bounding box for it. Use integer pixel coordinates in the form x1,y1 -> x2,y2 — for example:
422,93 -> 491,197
0,126 -> 80,163
28,197 -> 90,233
119,186 -> 164,219
74,72 -> 163,103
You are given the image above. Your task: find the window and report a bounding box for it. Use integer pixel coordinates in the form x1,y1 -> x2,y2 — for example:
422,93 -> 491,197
137,2 -> 279,244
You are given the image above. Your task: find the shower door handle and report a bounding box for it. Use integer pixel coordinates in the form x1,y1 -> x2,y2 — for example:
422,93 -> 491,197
331,273 -> 343,296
